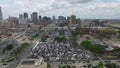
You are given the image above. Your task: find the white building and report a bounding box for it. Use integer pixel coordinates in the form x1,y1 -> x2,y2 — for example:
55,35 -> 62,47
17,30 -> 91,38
18,18 -> 31,25
16,57 -> 47,68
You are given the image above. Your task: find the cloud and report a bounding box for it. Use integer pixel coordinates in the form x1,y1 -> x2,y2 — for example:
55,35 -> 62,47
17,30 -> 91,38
13,0 -> 120,19
66,0 -> 92,4
0,4 -> 9,10
15,0 -> 60,13
51,0 -> 92,9
14,0 -> 93,13
51,0 -> 71,9
85,1 -> 120,10
0,4 -> 9,8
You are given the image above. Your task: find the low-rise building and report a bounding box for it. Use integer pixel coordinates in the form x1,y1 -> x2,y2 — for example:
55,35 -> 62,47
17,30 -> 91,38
16,57 -> 47,68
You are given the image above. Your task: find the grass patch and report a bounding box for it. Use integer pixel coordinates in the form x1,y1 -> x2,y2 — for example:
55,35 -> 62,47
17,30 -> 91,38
4,43 -> 30,62
80,40 -> 104,53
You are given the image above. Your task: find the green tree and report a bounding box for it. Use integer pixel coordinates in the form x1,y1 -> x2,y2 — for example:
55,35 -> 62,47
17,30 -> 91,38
88,64 -> 92,68
66,65 -> 71,68
54,36 -> 66,42
97,62 -> 104,68
59,30 -> 65,36
58,64 -> 62,68
2,48 -> 6,54
111,63 -> 117,68
32,33 -> 39,38
5,44 -> 14,50
22,43 -> 29,46
47,64 -> 51,68
86,36 -> 90,40
105,63 -> 117,68
41,36 -> 47,42
105,63 -> 111,68
70,37 -> 77,42
72,32 -> 78,37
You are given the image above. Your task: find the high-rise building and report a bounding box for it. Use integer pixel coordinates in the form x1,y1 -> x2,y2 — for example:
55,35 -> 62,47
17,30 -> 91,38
76,18 -> 81,28
67,16 -> 70,20
43,16 -> 51,24
39,16 -> 42,20
19,14 -> 24,19
93,19 -> 105,27
58,16 -> 66,24
52,16 -> 56,23
31,12 -> 38,24
38,15 -> 42,23
24,12 -> 28,18
0,6 -> 3,20
53,16 -> 55,20
70,15 -> 76,25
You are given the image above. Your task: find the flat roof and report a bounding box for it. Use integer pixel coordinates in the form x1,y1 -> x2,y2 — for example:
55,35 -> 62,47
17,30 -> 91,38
21,60 -> 35,65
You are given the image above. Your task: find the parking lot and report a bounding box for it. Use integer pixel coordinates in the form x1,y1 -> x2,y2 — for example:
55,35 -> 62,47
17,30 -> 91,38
28,41 -> 94,63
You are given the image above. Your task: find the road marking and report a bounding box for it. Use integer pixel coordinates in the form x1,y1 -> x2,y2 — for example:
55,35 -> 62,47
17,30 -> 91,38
32,40 -> 39,50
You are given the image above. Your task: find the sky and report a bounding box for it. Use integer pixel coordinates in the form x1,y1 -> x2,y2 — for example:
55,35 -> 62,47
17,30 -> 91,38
0,0 -> 120,19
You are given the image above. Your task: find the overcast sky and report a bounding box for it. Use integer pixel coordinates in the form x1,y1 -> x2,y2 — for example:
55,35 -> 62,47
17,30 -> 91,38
0,0 -> 120,19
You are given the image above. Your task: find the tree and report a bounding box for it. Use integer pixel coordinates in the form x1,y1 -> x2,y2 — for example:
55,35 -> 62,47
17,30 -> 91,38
105,63 -> 110,68
97,62 -> 104,68
111,63 -> 117,68
117,34 -> 120,39
66,65 -> 71,68
54,36 -> 67,42
72,32 -> 78,37
58,64 -> 62,68
5,44 -> 14,50
105,63 -> 117,68
88,64 -> 92,68
41,37 -> 46,42
117,30 -> 120,33
70,37 -> 77,42
2,49 -> 6,54
47,64 -> 51,68
32,33 -> 39,38
21,43 -> 29,47
86,36 -> 90,40
59,30 -> 65,36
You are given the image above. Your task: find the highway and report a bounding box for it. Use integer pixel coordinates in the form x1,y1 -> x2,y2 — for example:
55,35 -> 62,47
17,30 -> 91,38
5,40 -> 39,68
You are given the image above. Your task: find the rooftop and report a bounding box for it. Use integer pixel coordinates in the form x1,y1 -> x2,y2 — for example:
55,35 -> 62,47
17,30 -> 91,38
21,60 -> 35,65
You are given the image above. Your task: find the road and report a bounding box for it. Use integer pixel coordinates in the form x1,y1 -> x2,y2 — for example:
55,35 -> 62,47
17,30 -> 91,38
5,40 -> 39,68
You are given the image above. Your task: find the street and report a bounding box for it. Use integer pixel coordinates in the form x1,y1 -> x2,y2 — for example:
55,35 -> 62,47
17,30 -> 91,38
4,40 -> 38,68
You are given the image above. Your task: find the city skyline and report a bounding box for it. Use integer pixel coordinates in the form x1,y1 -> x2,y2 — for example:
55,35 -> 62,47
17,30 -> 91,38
0,0 -> 120,19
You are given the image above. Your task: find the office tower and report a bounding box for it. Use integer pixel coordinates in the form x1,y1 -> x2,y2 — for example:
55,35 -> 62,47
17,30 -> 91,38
0,6 -> 3,20
31,14 -> 33,20
43,16 -> 49,23
58,16 -> 66,24
67,16 -> 70,20
31,12 -> 38,24
24,12 -> 28,18
76,18 -> 81,28
19,14 -> 23,19
47,17 -> 51,23
9,17 -> 19,26
52,16 -> 55,23
53,16 -> 55,21
70,15 -> 76,25
43,16 -> 48,22
94,20 -> 105,27
38,15 -> 42,23
39,16 -> 42,20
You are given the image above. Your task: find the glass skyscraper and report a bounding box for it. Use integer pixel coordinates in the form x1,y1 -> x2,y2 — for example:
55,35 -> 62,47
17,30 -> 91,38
0,6 -> 3,20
